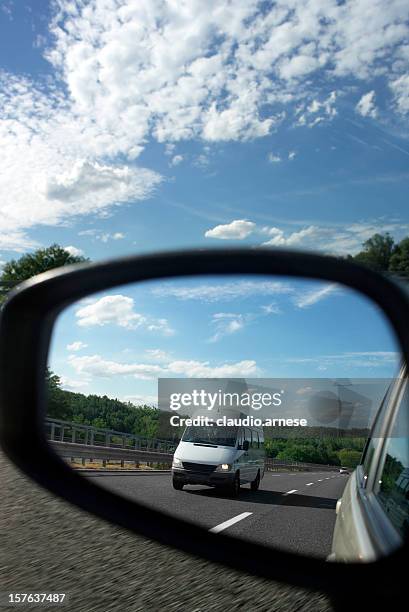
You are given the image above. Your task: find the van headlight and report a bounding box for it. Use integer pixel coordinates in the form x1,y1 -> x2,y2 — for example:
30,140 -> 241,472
215,463 -> 232,472
172,457 -> 183,468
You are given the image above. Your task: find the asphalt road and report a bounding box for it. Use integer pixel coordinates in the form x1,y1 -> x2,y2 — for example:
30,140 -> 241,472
0,450 -> 336,611
87,470 -> 347,558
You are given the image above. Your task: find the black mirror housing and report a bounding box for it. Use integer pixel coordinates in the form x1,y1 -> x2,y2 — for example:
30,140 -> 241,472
1,248 -> 409,600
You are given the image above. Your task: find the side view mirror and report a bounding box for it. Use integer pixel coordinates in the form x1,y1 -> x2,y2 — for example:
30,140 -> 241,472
1,248 -> 409,601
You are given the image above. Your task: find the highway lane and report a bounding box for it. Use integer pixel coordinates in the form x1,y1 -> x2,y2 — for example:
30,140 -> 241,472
86,470 -> 348,558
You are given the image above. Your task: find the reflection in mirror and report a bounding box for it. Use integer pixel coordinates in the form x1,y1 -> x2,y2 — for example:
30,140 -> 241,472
46,275 -> 406,562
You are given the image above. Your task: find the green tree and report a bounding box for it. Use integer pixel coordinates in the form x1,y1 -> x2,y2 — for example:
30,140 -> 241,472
353,233 -> 396,272
389,236 -> 409,277
277,444 -> 322,463
337,449 -> 362,468
46,367 -> 70,420
0,244 -> 87,304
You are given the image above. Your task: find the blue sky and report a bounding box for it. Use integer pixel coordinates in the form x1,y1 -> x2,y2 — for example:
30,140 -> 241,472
1,1 -> 408,402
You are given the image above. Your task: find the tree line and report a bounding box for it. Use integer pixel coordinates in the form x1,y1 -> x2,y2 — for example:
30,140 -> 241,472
346,232 -> 409,275
264,436 -> 364,468
46,368 -> 184,441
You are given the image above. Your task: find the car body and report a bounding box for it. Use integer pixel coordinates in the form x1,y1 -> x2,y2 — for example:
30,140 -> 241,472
330,367 -> 409,562
172,423 -> 265,493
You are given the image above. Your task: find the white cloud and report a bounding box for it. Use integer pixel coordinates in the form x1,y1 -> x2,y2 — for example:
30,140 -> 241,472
169,154 -> 184,167
268,153 -> 282,163
288,151 -> 297,160
2,1 -> 409,250
205,219 -> 256,240
1,2 -> 13,20
60,375 -> 90,391
43,0 -> 409,144
286,351 -> 399,370
261,302 -> 281,315
165,144 -> 176,156
99,232 -> 125,243
209,313 -> 245,343
356,91 -> 377,118
293,284 -> 338,309
78,230 -> 125,242
296,91 -> 338,127
146,319 -> 175,336
68,353 -> 259,379
68,354 -> 164,380
64,245 -> 84,257
45,160 -> 148,204
123,394 -> 158,406
75,294 -> 174,335
262,225 -> 321,247
67,341 -> 88,352
204,217 -> 409,255
0,231 -> 39,252
193,153 -> 210,169
152,280 -> 293,302
76,295 -> 144,329
261,221 -> 409,254
167,359 -> 259,378
203,103 -> 277,141
390,74 -> 409,114
279,54 -> 320,80
0,106 -> 161,251
145,349 -> 172,362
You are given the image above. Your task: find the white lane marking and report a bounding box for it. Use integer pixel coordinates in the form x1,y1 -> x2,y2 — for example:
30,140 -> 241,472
318,479 -> 323,482
325,477 -> 330,480
283,489 -> 297,496
209,512 -> 253,534
306,482 -> 314,486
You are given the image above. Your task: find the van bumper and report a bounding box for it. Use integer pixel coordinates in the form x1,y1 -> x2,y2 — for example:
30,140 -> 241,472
172,468 -> 235,487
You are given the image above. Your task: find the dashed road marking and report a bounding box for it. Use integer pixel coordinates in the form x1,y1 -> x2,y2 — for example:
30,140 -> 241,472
283,489 -> 297,496
209,512 -> 253,534
306,482 -> 314,486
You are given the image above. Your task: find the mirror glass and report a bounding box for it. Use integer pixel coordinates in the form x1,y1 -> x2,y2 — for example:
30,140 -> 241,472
46,274 -> 408,562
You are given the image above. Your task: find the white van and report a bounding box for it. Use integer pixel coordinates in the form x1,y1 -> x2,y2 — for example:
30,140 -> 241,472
171,422 -> 265,496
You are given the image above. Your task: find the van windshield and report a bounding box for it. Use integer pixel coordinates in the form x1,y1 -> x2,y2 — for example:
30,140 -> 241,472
182,426 -> 238,447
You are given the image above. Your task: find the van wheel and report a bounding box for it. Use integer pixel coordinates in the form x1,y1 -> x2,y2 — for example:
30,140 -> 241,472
251,470 -> 260,491
228,472 -> 241,497
172,478 -> 184,490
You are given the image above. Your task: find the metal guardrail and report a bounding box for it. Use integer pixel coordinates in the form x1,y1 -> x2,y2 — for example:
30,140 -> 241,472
50,440 -> 173,466
265,458 -> 339,472
45,418 -> 176,467
46,418 -> 177,452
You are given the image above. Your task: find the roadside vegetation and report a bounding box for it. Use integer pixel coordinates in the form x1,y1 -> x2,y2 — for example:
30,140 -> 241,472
46,368 -> 185,441
264,436 -> 365,468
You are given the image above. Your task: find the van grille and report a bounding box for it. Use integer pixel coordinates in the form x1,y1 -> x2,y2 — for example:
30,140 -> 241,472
182,462 -> 216,474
